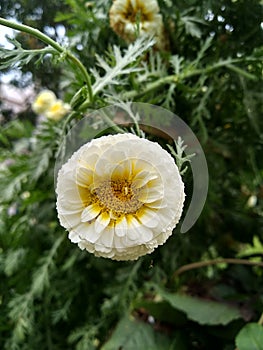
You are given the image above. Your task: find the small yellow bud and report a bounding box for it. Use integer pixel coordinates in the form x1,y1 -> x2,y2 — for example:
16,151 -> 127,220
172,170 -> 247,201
45,100 -> 71,121
32,90 -> 57,114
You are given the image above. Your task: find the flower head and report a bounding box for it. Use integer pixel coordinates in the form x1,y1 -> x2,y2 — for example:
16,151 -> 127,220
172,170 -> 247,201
56,133 -> 185,260
45,100 -> 71,121
32,90 -> 70,121
109,0 -> 168,51
32,90 -> 56,114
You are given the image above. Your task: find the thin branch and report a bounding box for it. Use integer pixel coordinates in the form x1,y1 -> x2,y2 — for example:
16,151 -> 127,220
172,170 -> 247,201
173,258 -> 263,278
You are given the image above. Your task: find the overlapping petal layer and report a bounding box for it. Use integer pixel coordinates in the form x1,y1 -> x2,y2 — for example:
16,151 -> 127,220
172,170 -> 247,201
56,133 -> 185,260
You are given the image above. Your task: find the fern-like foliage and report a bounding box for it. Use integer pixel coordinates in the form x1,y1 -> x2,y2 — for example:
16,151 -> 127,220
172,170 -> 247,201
91,36 -> 155,95
137,52 -> 167,83
0,37 -> 59,69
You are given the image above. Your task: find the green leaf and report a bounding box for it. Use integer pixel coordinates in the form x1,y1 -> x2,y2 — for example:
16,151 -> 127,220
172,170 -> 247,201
92,36 -> 155,95
0,38 -> 58,69
30,149 -> 52,182
101,315 -> 173,350
133,299 -> 187,326
180,16 -> 206,38
4,248 -> 27,276
235,323 -> 263,350
156,288 -> 242,325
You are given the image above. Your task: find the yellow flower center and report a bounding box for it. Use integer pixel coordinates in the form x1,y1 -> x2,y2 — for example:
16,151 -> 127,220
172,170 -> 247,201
124,2 -> 151,22
94,179 -> 143,215
50,103 -> 62,113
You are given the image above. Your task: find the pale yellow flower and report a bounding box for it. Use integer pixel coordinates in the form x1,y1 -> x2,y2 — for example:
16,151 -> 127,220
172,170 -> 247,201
45,100 -> 71,121
32,90 -> 57,114
109,0 -> 168,50
56,133 -> 185,260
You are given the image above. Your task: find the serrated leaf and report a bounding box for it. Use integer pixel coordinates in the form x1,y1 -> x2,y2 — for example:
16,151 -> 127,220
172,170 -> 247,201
92,36 -> 155,95
30,149 -> 52,182
0,171 -> 28,202
235,323 -> 263,350
4,248 -> 26,276
181,16 -> 206,38
0,39 -> 58,70
101,315 -> 172,350
157,288 -> 242,325
4,120 -> 33,139
170,55 -> 184,75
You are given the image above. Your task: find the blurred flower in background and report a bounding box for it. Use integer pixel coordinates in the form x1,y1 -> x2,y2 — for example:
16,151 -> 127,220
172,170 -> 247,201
32,90 -> 70,121
109,0 -> 169,51
44,99 -> 71,121
32,90 -> 57,114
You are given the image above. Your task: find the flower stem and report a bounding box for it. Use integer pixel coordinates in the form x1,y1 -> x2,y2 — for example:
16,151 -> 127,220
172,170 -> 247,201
173,258 -> 263,278
101,111 -> 126,134
122,58 -> 257,100
0,17 -> 63,52
0,17 -> 93,102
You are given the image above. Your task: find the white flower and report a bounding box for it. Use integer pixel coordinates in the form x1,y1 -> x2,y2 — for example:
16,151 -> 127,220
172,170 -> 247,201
109,0 -> 168,51
32,90 -> 57,114
56,133 -> 185,260
45,100 -> 71,121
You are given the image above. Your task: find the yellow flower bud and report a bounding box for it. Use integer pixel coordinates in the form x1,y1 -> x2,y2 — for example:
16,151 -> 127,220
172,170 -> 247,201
45,100 -> 71,121
32,90 -> 57,114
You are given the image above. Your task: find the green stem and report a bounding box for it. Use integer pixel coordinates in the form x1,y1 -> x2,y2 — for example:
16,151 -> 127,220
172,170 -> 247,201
67,53 -> 93,101
0,17 -> 63,52
122,58 -> 257,100
0,17 -> 93,102
101,111 -> 126,134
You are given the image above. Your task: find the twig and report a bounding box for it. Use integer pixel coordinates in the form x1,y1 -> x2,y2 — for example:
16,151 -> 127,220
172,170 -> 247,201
173,258 -> 263,278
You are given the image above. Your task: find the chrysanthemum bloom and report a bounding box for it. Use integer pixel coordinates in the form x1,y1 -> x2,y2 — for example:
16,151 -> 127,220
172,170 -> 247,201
109,0 -> 169,51
45,100 -> 71,121
32,90 -> 56,114
56,133 -> 185,260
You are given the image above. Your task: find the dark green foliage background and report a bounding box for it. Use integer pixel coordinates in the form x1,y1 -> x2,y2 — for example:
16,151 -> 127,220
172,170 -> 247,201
0,0 -> 262,349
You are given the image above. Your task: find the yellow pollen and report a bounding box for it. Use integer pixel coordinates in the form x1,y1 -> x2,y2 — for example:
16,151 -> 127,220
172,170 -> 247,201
94,179 -> 143,215
124,3 -> 150,22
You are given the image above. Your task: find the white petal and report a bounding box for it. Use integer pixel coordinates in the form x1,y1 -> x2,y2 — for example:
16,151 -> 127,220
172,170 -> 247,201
76,222 -> 101,243
138,188 -> 162,203
76,166 -> 93,187
113,234 -> 126,249
81,204 -> 101,222
114,216 -> 128,237
59,212 -> 80,228
139,225 -> 153,242
68,229 -> 81,243
99,226 -> 114,247
78,240 -> 95,252
126,216 -> 140,241
145,199 -> 166,209
94,212 -> 111,233
132,170 -> 158,188
137,208 -> 159,228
